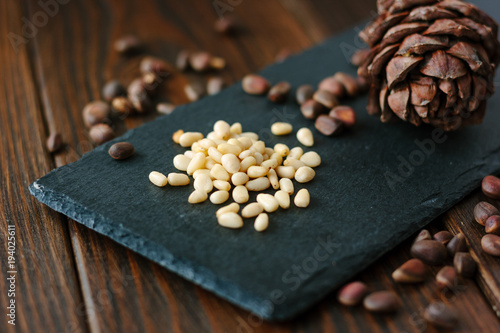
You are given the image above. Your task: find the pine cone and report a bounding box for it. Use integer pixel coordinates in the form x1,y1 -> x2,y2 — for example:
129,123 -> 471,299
359,0 -> 500,130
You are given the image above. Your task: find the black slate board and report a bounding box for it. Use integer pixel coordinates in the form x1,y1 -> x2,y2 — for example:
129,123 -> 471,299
30,0 -> 500,320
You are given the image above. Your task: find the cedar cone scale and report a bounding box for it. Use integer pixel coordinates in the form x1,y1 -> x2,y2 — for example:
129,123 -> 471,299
358,0 -> 500,131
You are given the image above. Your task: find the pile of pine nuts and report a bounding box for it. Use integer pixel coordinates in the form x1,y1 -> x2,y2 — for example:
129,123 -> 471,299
149,120 -> 321,232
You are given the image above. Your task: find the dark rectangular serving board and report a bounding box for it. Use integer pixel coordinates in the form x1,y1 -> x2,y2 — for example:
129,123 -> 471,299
30,0 -> 500,320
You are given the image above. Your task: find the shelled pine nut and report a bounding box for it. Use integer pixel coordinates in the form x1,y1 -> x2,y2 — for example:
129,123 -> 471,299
210,191 -> 230,204
167,173 -> 190,186
242,202 -> 264,218
275,190 -> 290,209
149,171 -> 168,187
216,203 -> 240,218
295,189 -> 310,207
254,213 -> 269,232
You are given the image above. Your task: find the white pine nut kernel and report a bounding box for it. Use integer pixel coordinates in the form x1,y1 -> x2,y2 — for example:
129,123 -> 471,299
208,146 -> 223,163
275,190 -> 290,209
187,152 -> 206,175
295,166 -> 315,183
216,202 -> 240,217
240,132 -> 259,141
296,127 -> 314,147
270,153 -> 283,165
271,122 -> 293,136
233,185 -> 249,204
193,169 -> 212,179
179,132 -> 204,147
268,169 -> 279,189
254,152 -> 264,166
261,158 -> 278,169
242,202 -> 264,218
276,166 -> 295,179
239,149 -> 254,160
251,141 -> 266,154
227,138 -> 244,150
247,166 -> 269,178
214,120 -> 231,139
213,180 -> 231,191
264,147 -> 275,156
300,151 -> 321,167
149,171 -> 168,187
254,213 -> 269,232
221,154 -> 241,174
210,191 -> 230,205
199,138 -> 217,151
288,147 -> 303,160
172,129 -> 184,144
191,142 -> 204,154
173,154 -> 191,172
279,178 -> 294,194
246,177 -> 270,191
230,122 -> 242,135
237,136 -> 253,150
240,156 -> 257,172
294,189 -> 310,208
262,154 -> 269,161
284,158 -> 306,170
184,150 -> 195,159
274,143 -> 289,157
188,190 -> 208,204
217,212 -> 243,229
194,174 -> 214,193
256,193 -> 279,213
210,164 -> 230,181
167,173 -> 190,186
218,143 -> 242,155
205,157 -> 217,170
231,172 -> 249,186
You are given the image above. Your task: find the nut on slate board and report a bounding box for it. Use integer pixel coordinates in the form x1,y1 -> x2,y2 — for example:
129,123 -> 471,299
358,0 -> 500,131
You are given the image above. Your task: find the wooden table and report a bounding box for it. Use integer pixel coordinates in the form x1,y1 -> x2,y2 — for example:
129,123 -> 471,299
1,0 -> 500,332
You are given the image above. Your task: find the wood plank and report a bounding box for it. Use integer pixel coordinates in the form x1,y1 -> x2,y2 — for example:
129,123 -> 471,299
0,1 -> 89,332
443,191 -> 500,318
22,0 -> 500,332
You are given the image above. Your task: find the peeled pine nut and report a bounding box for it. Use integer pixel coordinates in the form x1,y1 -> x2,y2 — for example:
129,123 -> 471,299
179,132 -> 203,147
193,169 -> 212,179
276,166 -> 295,179
199,138 -> 217,151
296,128 -> 314,147
270,153 -> 283,165
239,149 -> 254,160
237,136 -> 253,149
268,169 -> 279,189
172,129 -> 184,144
288,147 -> 303,160
242,202 -> 264,218
205,157 -> 217,169
240,156 -> 257,172
228,138 -> 244,150
246,177 -> 270,191
247,166 -> 269,178
167,173 -> 190,186
240,132 -> 259,141
173,154 -> 191,172
210,191 -> 230,204
218,143 -> 242,155
274,143 -> 289,157
218,212 -> 243,229
213,180 -> 231,191
264,147 -> 275,156
254,152 -> 264,165
187,152 -> 206,175
275,190 -> 290,209
210,164 -> 230,181
257,193 -> 279,213
208,146 -> 223,163
221,154 -> 241,174
295,166 -> 316,183
233,185 -> 249,204
230,122 -> 242,135
149,171 -> 168,187
261,159 -> 278,169
271,122 -> 293,136
184,150 -> 195,158
216,202 -> 240,217
279,178 -> 294,194
300,151 -> 321,167
232,172 -> 249,186
294,189 -> 310,208
194,174 -> 214,193
284,158 -> 306,170
252,141 -> 265,154
214,120 -> 231,139
254,213 -> 269,232
188,190 -> 208,204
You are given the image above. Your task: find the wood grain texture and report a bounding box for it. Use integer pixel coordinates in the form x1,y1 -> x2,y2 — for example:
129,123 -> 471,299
11,0 -> 500,332
0,1 -> 88,332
